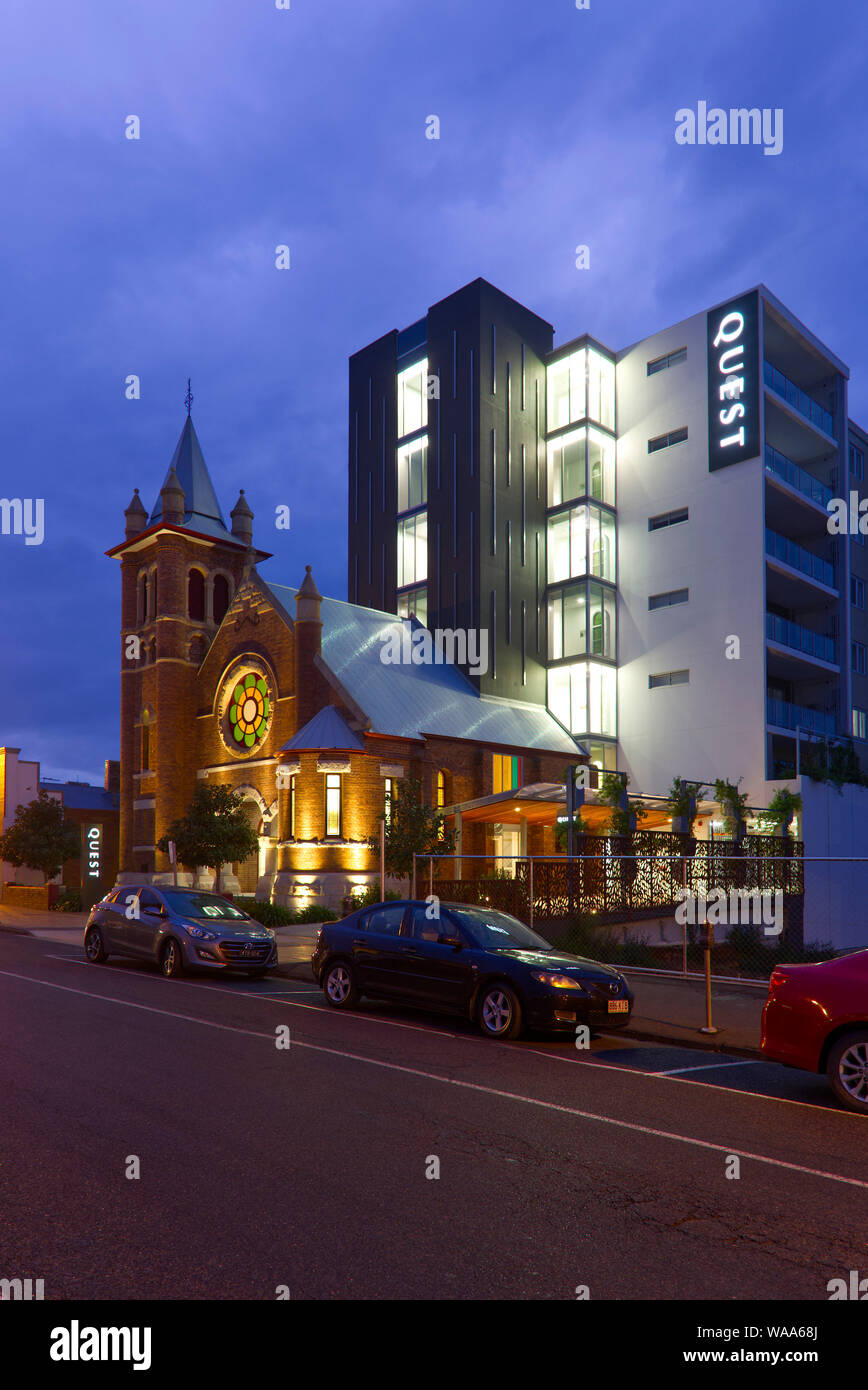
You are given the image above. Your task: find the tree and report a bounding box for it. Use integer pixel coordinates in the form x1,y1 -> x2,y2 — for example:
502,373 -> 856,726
664,776 -> 706,835
0,790 -> 81,884
156,785 -> 259,891
598,772 -> 647,836
367,776 -> 456,880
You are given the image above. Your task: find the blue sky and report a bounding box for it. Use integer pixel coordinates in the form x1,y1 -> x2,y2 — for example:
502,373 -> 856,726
1,0 -> 866,781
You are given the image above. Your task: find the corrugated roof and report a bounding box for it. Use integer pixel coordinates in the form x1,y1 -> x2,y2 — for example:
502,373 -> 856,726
40,782 -> 119,812
281,706 -> 365,752
264,585 -> 581,756
148,416 -> 237,544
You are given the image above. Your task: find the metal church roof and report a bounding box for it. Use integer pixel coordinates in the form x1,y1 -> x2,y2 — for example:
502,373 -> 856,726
281,706 -> 365,753
148,416 -> 236,543
264,585 -> 582,756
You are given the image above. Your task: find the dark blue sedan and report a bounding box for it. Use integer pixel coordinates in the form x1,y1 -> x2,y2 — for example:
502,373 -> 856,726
311,900 -> 633,1040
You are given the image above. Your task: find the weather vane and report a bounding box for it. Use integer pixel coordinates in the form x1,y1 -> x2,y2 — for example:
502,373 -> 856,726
185,378 -> 193,416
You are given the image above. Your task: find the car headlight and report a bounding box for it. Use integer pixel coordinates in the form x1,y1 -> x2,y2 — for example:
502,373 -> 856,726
531,971 -> 587,990
182,923 -> 217,940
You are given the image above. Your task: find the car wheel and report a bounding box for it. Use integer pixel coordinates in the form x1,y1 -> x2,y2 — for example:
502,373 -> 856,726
160,938 -> 185,979
478,983 -> 523,1040
826,1030 -> 868,1114
323,960 -> 359,1009
85,927 -> 108,963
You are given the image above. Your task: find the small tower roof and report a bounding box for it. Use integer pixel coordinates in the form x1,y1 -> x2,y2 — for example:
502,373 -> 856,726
148,415 -> 236,543
297,565 -> 322,600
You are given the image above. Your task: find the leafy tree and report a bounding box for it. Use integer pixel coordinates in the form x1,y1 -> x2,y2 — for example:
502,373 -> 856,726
367,776 -> 456,880
713,778 -> 750,836
0,790 -> 81,883
664,776 -> 706,834
758,788 -> 802,834
157,785 -> 259,891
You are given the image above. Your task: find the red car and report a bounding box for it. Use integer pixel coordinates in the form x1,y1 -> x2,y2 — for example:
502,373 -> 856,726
761,950 -> 868,1114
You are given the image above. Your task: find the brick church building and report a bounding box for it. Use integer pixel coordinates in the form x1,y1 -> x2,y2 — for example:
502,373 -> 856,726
108,413 -> 583,910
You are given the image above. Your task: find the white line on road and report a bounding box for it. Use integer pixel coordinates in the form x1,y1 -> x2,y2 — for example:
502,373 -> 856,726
657,1060 -> 762,1076
1,967 -> 866,1190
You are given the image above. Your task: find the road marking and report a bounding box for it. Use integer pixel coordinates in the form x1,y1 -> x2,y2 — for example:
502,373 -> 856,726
1,966 -> 865,1188
39,956 -> 455,1037
657,1060 -> 762,1076
28,958 -> 852,1116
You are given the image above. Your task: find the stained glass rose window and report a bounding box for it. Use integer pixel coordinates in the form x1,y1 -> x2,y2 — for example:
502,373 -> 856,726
228,673 -> 270,749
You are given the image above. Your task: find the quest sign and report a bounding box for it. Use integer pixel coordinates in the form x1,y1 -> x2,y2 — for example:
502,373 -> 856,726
79,822 -> 106,911
706,291 -> 760,471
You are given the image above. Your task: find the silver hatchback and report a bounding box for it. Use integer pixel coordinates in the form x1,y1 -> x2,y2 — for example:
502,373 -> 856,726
84,885 -> 278,979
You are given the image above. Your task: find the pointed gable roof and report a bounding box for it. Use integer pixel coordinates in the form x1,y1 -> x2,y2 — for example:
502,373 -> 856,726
148,416 -> 237,543
281,705 -> 365,753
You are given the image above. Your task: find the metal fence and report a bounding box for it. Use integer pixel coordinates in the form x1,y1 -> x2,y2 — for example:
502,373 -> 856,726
416,836 -> 824,982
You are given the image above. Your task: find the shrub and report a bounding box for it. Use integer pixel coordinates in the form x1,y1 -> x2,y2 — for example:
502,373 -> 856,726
51,888 -> 82,913
348,885 -> 403,911
294,904 -> 338,923
235,897 -> 295,928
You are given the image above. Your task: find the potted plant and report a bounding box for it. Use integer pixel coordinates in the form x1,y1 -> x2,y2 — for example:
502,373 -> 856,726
762,788 -> 802,836
713,778 -> 750,842
665,777 -> 705,837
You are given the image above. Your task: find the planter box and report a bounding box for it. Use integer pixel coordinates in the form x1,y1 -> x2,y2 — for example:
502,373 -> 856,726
2,883 -> 59,910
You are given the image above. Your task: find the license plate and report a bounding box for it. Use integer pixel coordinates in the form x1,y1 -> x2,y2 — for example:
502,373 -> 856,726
608,1000 -> 629,1013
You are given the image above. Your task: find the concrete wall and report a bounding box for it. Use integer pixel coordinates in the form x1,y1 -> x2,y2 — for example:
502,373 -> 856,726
799,777 -> 868,951
615,310 -> 767,798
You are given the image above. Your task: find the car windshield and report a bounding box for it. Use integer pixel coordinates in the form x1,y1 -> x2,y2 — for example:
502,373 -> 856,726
160,891 -> 249,921
447,907 -> 553,952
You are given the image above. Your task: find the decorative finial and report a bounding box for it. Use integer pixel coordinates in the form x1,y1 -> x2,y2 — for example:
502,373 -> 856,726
185,378 -> 193,416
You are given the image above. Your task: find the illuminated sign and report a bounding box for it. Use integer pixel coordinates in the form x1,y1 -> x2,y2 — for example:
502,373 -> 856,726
707,291 -> 759,471
85,824 -> 101,880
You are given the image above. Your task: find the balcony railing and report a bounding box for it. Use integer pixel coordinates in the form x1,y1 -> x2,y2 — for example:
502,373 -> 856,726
764,444 -> 834,509
763,361 -> 835,437
765,527 -> 835,589
767,696 -> 836,736
765,612 -> 835,664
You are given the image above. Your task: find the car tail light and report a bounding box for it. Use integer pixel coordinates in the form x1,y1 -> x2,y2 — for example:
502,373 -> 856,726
768,968 -> 789,994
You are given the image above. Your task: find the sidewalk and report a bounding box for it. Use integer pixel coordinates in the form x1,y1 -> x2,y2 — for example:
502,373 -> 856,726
0,906 -> 765,1054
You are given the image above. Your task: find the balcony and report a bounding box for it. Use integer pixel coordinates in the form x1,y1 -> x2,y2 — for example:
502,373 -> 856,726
765,527 -> 835,590
763,361 -> 835,437
767,697 -> 836,736
764,444 -> 834,510
765,612 -> 835,665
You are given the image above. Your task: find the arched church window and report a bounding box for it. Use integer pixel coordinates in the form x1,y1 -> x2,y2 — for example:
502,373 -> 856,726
188,569 -> 206,622
213,574 -> 230,624
138,573 -> 148,626
141,712 -> 152,771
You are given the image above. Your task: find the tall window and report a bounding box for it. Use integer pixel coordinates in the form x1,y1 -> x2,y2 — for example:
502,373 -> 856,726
141,714 -> 151,771
325,774 -> 341,837
493,755 -> 522,793
397,513 -> 428,588
188,569 -> 206,622
213,574 -> 230,623
436,770 -> 446,808
138,573 -> 148,626
289,775 -> 296,838
397,438 -> 427,512
547,505 -> 616,585
397,359 -> 427,439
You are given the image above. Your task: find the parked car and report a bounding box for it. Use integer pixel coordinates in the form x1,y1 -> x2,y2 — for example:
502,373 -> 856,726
311,900 -> 633,1040
761,950 -> 868,1114
84,885 -> 278,979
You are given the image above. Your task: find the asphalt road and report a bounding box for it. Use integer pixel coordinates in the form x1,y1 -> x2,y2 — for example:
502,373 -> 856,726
1,930 -> 866,1301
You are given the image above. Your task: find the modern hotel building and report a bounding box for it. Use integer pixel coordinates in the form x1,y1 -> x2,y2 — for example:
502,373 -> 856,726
348,278 -> 866,801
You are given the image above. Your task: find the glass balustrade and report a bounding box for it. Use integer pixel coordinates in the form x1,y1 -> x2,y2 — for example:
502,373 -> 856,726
765,527 -> 835,589
763,361 -> 834,436
764,444 -> 834,509
765,612 -> 835,664
766,696 -> 836,736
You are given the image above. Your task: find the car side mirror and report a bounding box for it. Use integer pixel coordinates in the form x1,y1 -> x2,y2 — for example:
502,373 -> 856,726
438,934 -> 464,949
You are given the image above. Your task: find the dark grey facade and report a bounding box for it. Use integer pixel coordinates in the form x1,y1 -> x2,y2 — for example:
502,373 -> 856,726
347,278 -> 553,702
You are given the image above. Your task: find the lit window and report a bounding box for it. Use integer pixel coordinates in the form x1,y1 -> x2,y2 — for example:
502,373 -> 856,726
436,770 -> 446,807
397,359 -> 427,439
397,437 -> 427,512
493,755 -> 522,794
853,708 -> 867,740
546,351 -> 585,431
397,585 -> 427,625
546,505 -> 615,585
325,774 -> 341,837
397,512 -> 428,587
586,349 -> 615,430
547,662 -> 616,736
